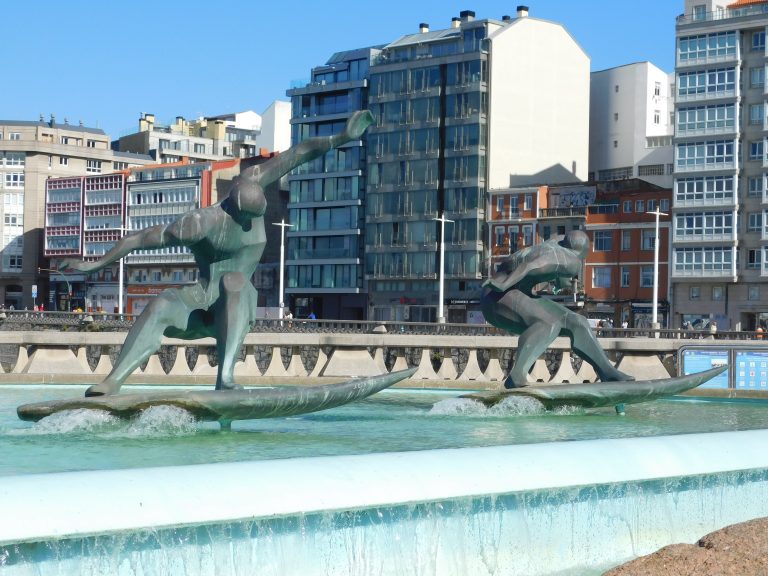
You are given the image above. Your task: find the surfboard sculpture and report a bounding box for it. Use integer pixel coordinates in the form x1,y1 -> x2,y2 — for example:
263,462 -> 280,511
17,368 -> 417,423
462,365 -> 728,412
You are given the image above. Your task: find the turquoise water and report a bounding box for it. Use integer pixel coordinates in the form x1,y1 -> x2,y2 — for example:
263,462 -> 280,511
2,385 -> 768,476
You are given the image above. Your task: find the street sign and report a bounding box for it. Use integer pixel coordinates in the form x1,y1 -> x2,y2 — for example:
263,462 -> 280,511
31,284 -> 37,298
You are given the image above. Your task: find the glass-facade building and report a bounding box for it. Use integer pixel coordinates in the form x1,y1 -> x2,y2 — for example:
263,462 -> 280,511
366,19 -> 487,322
285,48 -> 376,319
672,0 -> 768,330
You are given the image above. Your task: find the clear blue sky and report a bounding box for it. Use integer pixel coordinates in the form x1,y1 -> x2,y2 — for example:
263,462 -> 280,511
4,0 -> 682,138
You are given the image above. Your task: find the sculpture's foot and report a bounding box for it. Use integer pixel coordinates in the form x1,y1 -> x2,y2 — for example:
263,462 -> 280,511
85,382 -> 121,397
215,382 -> 244,392
601,368 -> 635,382
504,375 -> 529,389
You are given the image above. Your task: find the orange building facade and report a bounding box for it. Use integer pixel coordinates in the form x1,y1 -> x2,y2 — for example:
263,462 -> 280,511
488,179 -> 672,328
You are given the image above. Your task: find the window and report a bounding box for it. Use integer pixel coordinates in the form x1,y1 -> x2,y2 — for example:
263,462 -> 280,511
592,267 -> 611,288
648,199 -> 657,212
753,31 -> 766,51
86,160 -> 102,173
524,194 -> 532,211
614,112 -> 619,121
640,266 -> 654,288
593,231 -> 613,251
495,197 -> 504,217
639,164 -> 664,176
494,226 -> 505,247
621,230 -> 631,251
152,271 -> 162,282
635,200 -> 645,213
615,84 -> 619,93
9,132 -> 20,141
751,67 -> 765,88
675,176 -> 734,204
676,140 -> 734,168
749,286 -> 760,301
748,212 -> 763,232
654,110 -> 660,125
598,167 -> 633,180
712,286 -> 724,301
677,68 -> 736,97
59,157 -> 68,166
87,140 -> 96,148
749,176 -> 764,197
750,104 -> 764,125
642,229 -> 656,250
613,140 -> 618,148
4,173 -> 24,188
690,286 -> 701,300
752,140 -> 765,161
693,4 -> 705,21
621,267 -> 630,287
660,199 -> 670,212
748,249 -> 762,269
623,200 -> 633,213
654,82 -> 661,96
677,104 -> 735,132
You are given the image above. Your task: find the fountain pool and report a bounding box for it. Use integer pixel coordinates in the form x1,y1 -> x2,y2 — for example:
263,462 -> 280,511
2,385 -> 768,575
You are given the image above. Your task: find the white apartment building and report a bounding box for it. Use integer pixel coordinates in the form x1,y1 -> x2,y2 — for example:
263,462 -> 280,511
590,62 -> 675,188
0,117 -> 152,308
672,0 -> 768,330
116,102 -> 291,166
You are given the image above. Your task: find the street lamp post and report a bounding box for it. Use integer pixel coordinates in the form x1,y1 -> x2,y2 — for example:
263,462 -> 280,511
433,213 -> 454,324
38,267 -> 72,311
647,207 -> 668,335
272,219 -> 293,320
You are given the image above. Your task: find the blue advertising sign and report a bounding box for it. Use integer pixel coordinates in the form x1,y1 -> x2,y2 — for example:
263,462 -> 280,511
734,351 -> 768,390
681,348 -> 730,389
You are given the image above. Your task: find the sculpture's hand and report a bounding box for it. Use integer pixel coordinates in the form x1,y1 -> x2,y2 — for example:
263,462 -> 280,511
343,110 -> 375,141
59,258 -> 100,274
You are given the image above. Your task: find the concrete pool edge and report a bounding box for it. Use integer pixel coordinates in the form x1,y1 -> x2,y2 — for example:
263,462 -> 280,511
2,429 -> 768,546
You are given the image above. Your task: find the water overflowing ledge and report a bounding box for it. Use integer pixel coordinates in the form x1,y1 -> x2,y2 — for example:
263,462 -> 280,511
2,429 -> 768,548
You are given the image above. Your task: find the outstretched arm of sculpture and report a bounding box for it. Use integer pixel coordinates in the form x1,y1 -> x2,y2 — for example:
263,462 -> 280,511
244,110 -> 374,188
60,213 -> 207,274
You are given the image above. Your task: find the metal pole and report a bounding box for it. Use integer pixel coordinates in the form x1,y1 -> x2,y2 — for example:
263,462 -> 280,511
433,213 -> 454,324
273,219 -> 293,320
118,256 -> 124,315
647,208 -> 667,332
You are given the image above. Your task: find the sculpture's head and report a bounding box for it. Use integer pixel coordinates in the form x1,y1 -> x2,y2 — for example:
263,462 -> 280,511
561,230 -> 589,259
228,175 -> 266,218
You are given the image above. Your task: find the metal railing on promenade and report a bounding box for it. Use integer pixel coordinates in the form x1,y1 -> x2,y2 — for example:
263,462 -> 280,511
0,310 -> 764,341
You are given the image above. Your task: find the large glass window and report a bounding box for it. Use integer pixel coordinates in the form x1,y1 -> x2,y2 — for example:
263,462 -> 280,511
675,175 -> 734,203
640,266 -> 654,287
674,247 -> 733,272
675,211 -> 733,238
593,231 -> 613,251
677,68 -> 735,96
592,267 -> 611,288
678,32 -> 736,61
676,140 -> 734,167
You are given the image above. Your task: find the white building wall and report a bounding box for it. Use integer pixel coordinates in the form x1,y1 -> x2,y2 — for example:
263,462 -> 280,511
256,100 -> 291,153
487,17 -> 590,188
589,62 -> 673,188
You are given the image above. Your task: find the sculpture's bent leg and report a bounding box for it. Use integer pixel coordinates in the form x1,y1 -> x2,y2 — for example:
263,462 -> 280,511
86,288 -> 199,396
507,321 -> 561,388
214,272 -> 258,390
563,311 -> 634,382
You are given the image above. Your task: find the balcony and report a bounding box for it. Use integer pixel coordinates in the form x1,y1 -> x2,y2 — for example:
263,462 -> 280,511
538,207 -> 587,219
675,160 -> 736,173
673,232 -> 736,243
677,3 -> 768,25
672,267 -> 735,279
675,89 -> 737,104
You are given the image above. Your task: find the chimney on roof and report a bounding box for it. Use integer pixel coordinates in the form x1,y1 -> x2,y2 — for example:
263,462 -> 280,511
502,15 -> 512,22
49,114 -> 55,127
460,10 -> 475,22
517,5 -> 529,18
419,22 -> 429,33
451,17 -> 461,28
